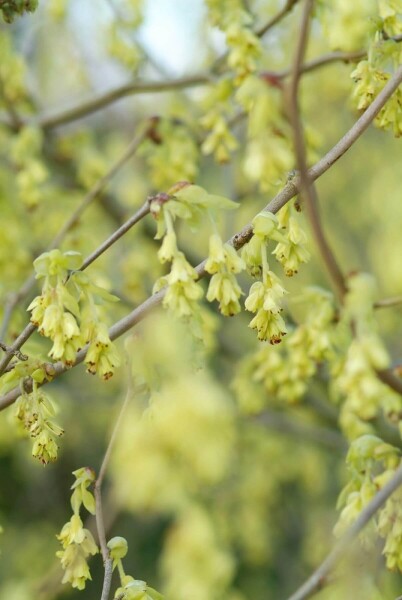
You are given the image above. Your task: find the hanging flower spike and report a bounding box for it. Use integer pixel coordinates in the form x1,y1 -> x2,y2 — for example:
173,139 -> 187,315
205,234 -> 245,316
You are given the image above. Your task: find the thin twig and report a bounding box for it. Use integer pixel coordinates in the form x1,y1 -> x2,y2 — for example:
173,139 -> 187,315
0,341 -> 28,361
286,462 -> 402,600
50,126 -> 148,250
99,559 -> 113,600
287,0 -> 347,300
0,322 -> 37,377
80,201 -> 150,272
255,0 -> 300,37
253,410 -> 346,451
2,36 -> 402,132
261,33 -> 402,81
95,364 -> 136,600
35,75 -> 210,130
1,65 -> 401,410
374,295 -> 402,309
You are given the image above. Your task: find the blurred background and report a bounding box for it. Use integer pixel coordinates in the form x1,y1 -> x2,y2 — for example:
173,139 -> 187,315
0,1 -> 402,599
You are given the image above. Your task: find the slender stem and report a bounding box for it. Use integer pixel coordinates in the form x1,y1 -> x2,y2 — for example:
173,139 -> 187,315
287,0 -> 347,300
80,201 -> 150,272
2,36 -> 402,132
286,462 -> 402,600
1,65 -> 401,410
262,33 -> 402,80
254,410 -> 346,451
50,127 -> 147,250
35,75 -> 210,130
374,295 -> 402,309
0,323 -> 37,376
255,0 -> 300,37
99,558 -> 113,600
95,366 -> 136,600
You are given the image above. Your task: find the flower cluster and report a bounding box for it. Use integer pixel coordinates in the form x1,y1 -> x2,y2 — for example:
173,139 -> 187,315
56,467 -> 98,590
234,287 -> 336,411
200,78 -> 239,164
14,381 -> 63,464
333,273 -> 402,439
350,6 -> 402,137
161,505 -> 234,600
378,487 -> 402,571
28,249 -> 120,379
206,0 -> 261,81
273,203 -> 311,276
139,118 -> 200,189
236,75 -> 294,190
107,23 -> 142,71
0,32 -> 29,106
11,126 -> 49,208
151,182 -> 238,323
108,536 -> 163,599
205,234 -> 245,316
242,212 -> 288,342
316,0 -> 377,51
335,435 -> 400,549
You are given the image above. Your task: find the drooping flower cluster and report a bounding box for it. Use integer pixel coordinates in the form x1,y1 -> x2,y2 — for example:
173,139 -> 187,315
273,203 -> 311,276
234,287 -> 336,412
10,125 -> 49,208
236,75 -> 294,191
56,467 -> 98,590
335,435 -> 400,550
200,78 -> 239,164
205,234 -> 245,316
242,211 -> 288,342
316,0 -> 377,52
14,381 -> 63,464
105,0 -> 143,70
28,249 -> 120,379
333,273 -> 402,439
206,0 -> 262,81
151,182 -> 238,325
107,536 -> 163,599
349,2 -> 402,137
139,118 -> 200,188
0,32 -> 29,107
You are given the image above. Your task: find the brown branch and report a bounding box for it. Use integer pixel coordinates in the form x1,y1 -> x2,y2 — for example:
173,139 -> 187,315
80,201 -> 150,272
374,295 -> 402,309
34,75 -> 210,130
286,461 -> 402,600
287,0 -> 347,300
1,64 -> 401,410
262,33 -> 402,81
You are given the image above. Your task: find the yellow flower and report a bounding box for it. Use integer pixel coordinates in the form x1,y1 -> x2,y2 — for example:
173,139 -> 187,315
207,272 -> 243,316
56,530 -> 98,590
249,309 -> 287,343
85,323 -> 120,380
